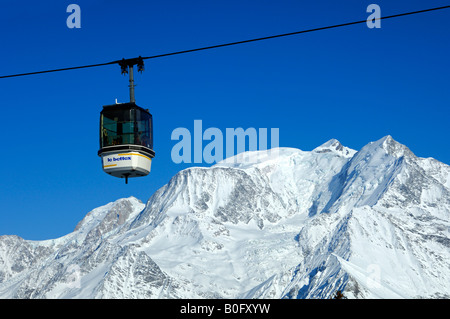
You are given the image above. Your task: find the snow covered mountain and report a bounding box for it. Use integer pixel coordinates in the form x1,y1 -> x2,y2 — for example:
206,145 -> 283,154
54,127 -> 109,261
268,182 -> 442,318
1,135 -> 449,299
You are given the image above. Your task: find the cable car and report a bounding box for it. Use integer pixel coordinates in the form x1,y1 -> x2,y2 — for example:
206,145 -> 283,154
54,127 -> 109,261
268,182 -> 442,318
98,102 -> 155,183
98,57 -> 155,183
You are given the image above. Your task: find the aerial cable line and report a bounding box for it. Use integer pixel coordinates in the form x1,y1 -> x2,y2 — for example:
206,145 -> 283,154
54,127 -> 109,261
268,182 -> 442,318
1,5 -> 449,79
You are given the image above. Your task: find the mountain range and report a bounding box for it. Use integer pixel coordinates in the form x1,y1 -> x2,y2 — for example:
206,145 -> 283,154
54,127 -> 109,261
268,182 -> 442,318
1,135 -> 449,299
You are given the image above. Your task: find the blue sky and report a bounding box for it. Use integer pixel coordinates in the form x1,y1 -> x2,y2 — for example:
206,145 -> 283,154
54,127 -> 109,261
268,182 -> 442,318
1,0 -> 449,240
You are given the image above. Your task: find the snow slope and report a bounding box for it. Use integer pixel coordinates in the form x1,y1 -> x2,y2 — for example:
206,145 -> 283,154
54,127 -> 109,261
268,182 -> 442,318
0,136 -> 449,299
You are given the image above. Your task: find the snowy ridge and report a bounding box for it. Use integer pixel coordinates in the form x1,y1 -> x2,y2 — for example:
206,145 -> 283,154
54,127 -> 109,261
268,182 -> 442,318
313,138 -> 356,158
0,136 -> 449,299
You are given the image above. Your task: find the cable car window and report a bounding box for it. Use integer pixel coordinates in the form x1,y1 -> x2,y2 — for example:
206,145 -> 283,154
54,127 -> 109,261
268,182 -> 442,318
122,122 -> 134,144
101,114 -> 118,147
100,105 -> 152,150
101,108 -> 131,148
134,109 -> 153,149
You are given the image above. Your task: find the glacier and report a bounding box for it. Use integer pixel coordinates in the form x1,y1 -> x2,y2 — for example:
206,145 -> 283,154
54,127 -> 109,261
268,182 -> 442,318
0,135 -> 449,299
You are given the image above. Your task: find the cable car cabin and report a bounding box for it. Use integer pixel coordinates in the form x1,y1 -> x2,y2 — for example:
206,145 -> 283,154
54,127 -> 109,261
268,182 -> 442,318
98,102 -> 155,183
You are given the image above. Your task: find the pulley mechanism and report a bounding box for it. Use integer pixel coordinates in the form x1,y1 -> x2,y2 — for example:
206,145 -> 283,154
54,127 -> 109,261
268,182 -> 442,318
118,56 -> 145,103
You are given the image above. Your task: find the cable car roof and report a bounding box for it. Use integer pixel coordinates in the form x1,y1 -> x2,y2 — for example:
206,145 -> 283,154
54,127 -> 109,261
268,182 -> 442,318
101,102 -> 151,114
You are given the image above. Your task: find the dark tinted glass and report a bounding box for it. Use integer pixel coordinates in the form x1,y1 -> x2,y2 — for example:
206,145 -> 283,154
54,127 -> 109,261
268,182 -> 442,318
134,108 -> 153,149
100,105 -> 153,150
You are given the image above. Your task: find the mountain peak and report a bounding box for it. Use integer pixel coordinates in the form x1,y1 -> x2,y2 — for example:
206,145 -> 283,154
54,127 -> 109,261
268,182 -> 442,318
313,139 -> 356,158
73,197 -> 145,236
366,135 -> 415,159
383,134 -> 394,142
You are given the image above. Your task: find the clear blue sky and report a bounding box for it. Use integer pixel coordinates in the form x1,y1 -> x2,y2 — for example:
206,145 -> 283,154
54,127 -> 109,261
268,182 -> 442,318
1,0 -> 449,240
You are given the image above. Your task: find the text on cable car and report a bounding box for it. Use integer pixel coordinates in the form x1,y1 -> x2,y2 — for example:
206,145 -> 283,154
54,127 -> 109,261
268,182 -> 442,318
107,156 -> 132,162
